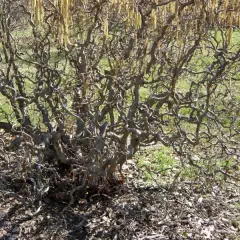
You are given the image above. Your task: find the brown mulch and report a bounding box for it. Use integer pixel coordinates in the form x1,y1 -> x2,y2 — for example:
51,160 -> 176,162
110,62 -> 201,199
0,160 -> 240,240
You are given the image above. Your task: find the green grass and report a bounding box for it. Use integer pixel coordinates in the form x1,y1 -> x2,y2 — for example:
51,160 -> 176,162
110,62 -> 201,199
230,29 -> 240,46
153,148 -> 178,171
138,147 -> 177,170
137,146 -> 179,185
137,146 -> 204,186
136,144 -> 240,186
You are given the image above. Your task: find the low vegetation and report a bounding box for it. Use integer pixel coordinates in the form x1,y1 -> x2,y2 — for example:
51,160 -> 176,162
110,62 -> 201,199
0,0 -> 239,238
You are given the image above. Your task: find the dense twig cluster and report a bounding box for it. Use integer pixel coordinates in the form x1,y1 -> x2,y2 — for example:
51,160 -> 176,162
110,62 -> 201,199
0,0 -> 239,199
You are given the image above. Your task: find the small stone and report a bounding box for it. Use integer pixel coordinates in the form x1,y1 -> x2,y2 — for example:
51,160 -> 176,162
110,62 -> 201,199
0,230 -> 7,239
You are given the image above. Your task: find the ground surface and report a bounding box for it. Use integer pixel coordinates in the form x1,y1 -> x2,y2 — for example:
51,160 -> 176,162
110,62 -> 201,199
1,157 -> 240,240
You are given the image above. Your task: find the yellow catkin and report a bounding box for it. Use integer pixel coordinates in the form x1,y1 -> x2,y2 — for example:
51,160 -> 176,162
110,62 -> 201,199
103,18 -> 109,38
222,0 -> 228,23
123,1 -> 128,12
134,11 -> 138,30
34,0 -> 39,25
233,0 -> 239,26
200,7 -> 206,34
176,21 -> 181,44
135,11 -> 142,30
227,14 -> 233,45
117,1 -> 122,14
234,0 -> 238,8
169,2 -> 175,14
209,0 -> 216,25
175,0 -> 179,40
129,8 -> 135,27
35,0 -> 41,27
162,5 -> 166,19
39,0 -> 44,23
175,0 -> 179,17
134,32 -> 137,46
32,0 -> 36,11
144,37 -> 149,54
176,28 -> 179,42
150,9 -> 157,30
139,12 -> 142,28
59,0 -> 69,45
223,0 -> 228,11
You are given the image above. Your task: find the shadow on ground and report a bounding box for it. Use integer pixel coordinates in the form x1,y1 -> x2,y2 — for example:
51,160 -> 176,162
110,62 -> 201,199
1,180 -> 239,240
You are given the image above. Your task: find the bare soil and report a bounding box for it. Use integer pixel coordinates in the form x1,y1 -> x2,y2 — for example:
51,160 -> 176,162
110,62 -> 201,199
1,159 -> 240,240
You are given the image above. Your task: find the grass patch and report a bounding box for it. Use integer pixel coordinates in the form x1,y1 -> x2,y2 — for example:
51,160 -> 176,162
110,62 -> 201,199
137,146 -> 179,185
137,144 -> 240,186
